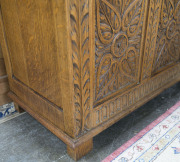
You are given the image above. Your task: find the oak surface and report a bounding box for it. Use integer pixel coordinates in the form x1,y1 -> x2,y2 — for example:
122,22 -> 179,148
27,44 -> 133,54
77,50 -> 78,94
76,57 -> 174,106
0,0 -> 179,160
0,45 -> 11,106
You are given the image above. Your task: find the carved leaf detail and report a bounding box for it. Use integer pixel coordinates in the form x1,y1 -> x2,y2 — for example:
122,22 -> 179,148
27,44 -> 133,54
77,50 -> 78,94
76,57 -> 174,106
161,0 -> 174,28
96,55 -> 117,98
96,0 -> 121,44
154,36 -> 168,70
70,0 -> 90,137
166,20 -> 177,39
174,1 -> 180,24
168,33 -> 180,60
120,47 -> 137,80
122,0 -> 143,37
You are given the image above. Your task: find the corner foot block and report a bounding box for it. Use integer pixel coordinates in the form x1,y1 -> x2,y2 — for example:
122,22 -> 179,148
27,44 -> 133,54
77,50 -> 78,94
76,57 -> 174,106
67,138 -> 93,161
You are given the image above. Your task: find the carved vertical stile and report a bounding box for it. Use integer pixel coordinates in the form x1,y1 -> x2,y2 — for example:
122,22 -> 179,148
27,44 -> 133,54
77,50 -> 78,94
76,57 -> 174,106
141,0 -> 162,81
69,0 -> 91,137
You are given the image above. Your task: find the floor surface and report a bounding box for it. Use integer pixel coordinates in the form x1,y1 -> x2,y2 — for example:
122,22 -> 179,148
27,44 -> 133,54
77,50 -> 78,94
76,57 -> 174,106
0,82 -> 180,162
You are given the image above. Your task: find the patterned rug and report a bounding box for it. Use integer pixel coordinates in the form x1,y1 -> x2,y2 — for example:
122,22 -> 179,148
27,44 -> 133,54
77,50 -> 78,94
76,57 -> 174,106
103,101 -> 180,162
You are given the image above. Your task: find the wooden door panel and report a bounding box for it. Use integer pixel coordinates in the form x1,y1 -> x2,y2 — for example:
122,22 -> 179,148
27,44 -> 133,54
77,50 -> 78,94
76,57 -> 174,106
94,0 -> 148,105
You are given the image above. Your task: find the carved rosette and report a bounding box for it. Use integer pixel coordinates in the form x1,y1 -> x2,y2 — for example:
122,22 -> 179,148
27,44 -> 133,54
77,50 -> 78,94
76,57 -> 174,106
69,0 -> 90,136
95,0 -> 145,102
152,0 -> 180,74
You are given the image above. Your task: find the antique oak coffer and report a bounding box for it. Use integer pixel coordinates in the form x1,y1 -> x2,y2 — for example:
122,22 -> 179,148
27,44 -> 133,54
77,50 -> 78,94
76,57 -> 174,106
0,0 -> 180,160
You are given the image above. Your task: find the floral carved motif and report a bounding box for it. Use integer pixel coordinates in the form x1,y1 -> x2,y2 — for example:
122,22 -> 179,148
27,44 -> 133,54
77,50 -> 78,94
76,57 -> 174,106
95,0 -> 145,102
152,0 -> 180,74
70,0 -> 90,136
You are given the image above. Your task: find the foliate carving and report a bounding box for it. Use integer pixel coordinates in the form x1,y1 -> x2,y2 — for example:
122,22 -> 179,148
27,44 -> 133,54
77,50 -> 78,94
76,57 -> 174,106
141,0 -> 162,80
94,64 -> 180,127
70,0 -> 90,136
152,0 -> 180,74
95,0 -> 145,102
96,0 -> 121,44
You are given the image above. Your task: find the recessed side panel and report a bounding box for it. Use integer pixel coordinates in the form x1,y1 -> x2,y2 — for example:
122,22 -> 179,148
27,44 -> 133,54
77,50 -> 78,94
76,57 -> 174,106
0,0 -> 69,108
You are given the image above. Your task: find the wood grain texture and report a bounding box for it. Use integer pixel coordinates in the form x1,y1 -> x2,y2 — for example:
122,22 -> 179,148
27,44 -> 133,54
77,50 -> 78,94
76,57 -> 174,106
1,0 -> 64,108
0,44 -> 3,58
0,58 -> 6,76
0,76 -> 11,106
0,0 -> 180,160
67,138 -> 93,161
0,94 -> 11,106
11,78 -> 64,131
0,4 -> 12,106
0,4 -> 13,83
0,76 -> 8,94
0,0 -> 29,85
0,44 -> 11,105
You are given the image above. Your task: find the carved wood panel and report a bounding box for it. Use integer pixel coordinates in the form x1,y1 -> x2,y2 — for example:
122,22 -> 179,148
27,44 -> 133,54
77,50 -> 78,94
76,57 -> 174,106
95,0 -> 147,103
93,63 -> 180,127
152,0 -> 180,74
